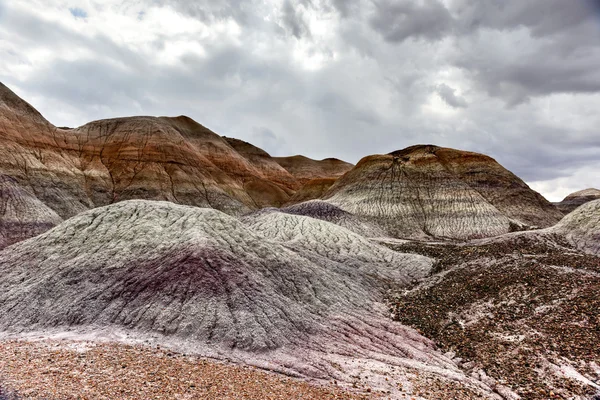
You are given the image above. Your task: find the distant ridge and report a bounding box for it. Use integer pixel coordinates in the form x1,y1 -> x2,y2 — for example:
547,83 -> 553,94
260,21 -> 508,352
556,188 -> 600,214
273,155 -> 353,185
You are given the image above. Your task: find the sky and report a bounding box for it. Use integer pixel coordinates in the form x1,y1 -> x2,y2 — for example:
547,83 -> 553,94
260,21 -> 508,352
1,0 -> 599,201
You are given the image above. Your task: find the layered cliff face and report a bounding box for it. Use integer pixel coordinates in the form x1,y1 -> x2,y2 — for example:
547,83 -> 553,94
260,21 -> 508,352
415,146 -> 564,228
556,188 -> 600,214
0,83 -> 316,248
273,155 -> 353,186
0,83 -> 564,247
223,137 -> 299,207
323,145 -> 562,240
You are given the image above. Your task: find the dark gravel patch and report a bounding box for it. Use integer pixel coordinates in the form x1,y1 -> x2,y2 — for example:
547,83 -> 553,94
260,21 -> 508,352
387,235 -> 600,399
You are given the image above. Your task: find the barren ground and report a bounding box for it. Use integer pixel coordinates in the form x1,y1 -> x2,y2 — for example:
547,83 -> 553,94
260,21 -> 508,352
386,235 -> 600,399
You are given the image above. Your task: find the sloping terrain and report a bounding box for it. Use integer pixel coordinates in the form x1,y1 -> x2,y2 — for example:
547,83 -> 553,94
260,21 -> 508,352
0,82 -> 330,247
0,340 -> 361,400
243,208 -> 418,278
557,188 -> 600,215
0,200 -> 506,398
274,155 -> 353,186
275,200 -> 385,237
223,137 -> 300,207
551,199 -> 600,255
0,174 -> 62,249
285,177 -> 338,205
0,81 -> 298,216
323,145 -> 562,240
419,146 -> 563,228
386,230 -> 600,399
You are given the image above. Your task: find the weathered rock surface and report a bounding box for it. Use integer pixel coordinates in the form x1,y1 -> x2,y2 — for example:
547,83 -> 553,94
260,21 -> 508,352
223,137 -> 300,207
273,155 -> 353,186
387,234 -> 600,400
556,188 -> 600,214
551,199 -> 600,255
0,174 -> 62,249
243,208 -> 416,274
0,200 -> 502,398
276,200 -> 386,237
323,145 -> 562,240
0,82 -> 319,247
0,80 -> 298,215
285,177 -> 338,205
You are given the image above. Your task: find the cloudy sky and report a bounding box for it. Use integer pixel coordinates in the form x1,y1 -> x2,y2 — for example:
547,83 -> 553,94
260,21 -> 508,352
1,0 -> 599,201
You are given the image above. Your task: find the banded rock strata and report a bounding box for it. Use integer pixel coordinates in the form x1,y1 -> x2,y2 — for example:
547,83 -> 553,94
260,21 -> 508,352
0,174 -> 62,249
322,145 -> 562,240
273,155 -> 353,186
285,177 -> 338,205
556,188 -> 600,215
0,82 -> 351,248
0,200 -> 503,398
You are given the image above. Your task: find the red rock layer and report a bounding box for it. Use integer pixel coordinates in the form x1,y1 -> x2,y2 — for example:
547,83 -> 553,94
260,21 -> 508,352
223,137 -> 299,207
0,83 -> 306,237
273,155 -> 353,186
285,177 -> 338,205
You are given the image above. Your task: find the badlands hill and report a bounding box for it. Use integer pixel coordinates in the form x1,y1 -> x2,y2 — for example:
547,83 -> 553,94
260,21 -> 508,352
0,199 -> 505,398
322,145 -> 563,240
273,155 -> 353,185
556,188 -> 600,214
0,83 -> 350,248
0,174 -> 62,249
285,177 -> 338,205
552,198 -> 600,255
1,82 -> 568,246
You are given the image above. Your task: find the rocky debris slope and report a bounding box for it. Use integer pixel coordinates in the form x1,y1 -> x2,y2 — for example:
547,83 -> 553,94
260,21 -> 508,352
0,174 -> 62,249
274,155 -> 353,186
386,235 -> 600,400
0,340 -> 361,400
323,145 -> 562,240
551,199 -> 600,255
557,188 -> 600,214
0,200 -> 503,398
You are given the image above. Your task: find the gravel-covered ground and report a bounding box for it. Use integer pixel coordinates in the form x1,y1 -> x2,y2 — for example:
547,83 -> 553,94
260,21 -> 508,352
0,340 -> 366,400
385,235 -> 600,399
